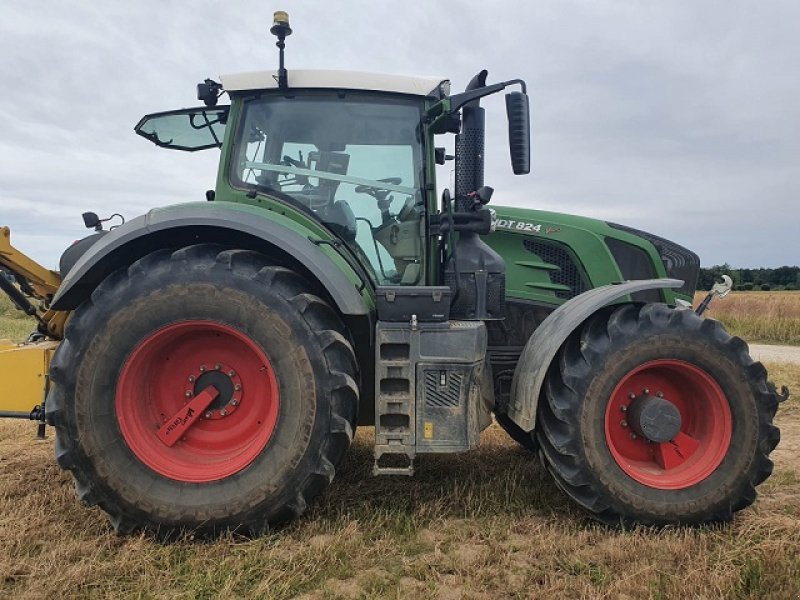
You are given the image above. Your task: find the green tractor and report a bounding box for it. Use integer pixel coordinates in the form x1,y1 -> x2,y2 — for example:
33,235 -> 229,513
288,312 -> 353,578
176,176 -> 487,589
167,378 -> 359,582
2,12 -> 781,535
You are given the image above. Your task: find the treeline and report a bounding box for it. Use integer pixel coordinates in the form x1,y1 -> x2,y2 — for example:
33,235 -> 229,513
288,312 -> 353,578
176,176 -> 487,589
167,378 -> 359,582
699,264 -> 800,291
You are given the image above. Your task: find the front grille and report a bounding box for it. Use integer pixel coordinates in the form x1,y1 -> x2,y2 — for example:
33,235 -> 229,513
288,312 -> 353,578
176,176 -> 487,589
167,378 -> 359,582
522,239 -> 588,299
607,223 -> 700,295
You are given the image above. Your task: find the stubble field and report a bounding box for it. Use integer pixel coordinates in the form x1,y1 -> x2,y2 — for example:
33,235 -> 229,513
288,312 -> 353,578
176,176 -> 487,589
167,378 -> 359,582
0,293 -> 798,598
694,290 -> 800,345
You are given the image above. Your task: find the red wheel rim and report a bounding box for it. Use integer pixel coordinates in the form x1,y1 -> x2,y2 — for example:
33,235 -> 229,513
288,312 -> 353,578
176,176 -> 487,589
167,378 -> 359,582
604,359 -> 732,490
116,321 -> 279,482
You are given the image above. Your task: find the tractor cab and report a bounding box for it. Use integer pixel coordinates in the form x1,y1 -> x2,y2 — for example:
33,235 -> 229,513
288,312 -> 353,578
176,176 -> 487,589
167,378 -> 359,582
138,86 -> 431,286
136,68 -> 531,322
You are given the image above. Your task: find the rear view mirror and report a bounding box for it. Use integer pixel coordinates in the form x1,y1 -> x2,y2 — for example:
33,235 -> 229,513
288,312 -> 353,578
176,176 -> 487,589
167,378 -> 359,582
505,92 -> 530,175
82,212 -> 102,231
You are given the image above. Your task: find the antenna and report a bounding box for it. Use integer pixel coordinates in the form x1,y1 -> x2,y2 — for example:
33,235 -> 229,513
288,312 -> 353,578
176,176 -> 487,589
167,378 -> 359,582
270,11 -> 292,90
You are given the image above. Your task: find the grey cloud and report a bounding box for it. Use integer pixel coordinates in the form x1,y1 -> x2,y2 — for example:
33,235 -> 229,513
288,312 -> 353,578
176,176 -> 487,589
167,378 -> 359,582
0,1 -> 797,268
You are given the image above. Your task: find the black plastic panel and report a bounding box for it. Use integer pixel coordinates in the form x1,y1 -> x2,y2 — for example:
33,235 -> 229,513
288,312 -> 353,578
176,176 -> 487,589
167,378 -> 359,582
607,222 -> 700,296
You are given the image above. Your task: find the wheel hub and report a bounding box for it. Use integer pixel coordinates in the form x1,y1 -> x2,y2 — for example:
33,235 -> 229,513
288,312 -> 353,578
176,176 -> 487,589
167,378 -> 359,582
186,362 -> 242,419
627,391 -> 682,443
605,359 -> 733,490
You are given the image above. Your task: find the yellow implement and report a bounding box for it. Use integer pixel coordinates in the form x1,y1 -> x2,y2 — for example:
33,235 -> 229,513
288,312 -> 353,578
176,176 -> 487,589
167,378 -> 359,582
0,339 -> 58,417
0,227 -> 61,297
0,226 -> 68,339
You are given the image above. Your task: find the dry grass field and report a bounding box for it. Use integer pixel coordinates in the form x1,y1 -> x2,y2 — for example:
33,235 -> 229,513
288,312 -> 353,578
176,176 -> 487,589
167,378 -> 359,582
695,291 -> 800,346
0,294 -> 798,598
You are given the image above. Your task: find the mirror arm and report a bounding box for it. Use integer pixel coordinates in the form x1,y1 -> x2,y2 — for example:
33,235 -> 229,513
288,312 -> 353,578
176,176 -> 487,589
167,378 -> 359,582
447,79 -> 528,113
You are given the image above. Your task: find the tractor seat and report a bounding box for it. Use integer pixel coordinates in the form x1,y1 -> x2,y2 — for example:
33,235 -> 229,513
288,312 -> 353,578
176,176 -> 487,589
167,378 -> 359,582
320,200 -> 357,242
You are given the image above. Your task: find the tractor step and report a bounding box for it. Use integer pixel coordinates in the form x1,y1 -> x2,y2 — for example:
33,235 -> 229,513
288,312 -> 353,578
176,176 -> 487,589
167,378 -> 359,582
373,319 -> 488,475
373,323 -> 416,475
373,445 -> 415,476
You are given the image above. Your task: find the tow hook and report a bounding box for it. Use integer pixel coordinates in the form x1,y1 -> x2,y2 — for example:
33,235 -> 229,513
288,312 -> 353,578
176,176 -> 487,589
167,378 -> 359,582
695,275 -> 733,316
777,385 -> 790,403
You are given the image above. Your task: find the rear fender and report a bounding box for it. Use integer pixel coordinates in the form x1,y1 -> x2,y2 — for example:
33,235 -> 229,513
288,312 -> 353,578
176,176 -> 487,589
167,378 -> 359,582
51,203 -> 370,316
508,279 -> 683,431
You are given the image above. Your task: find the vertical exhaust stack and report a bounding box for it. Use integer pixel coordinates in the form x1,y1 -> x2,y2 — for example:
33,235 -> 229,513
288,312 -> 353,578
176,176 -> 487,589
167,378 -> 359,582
454,71 -> 487,211
446,70 -> 506,321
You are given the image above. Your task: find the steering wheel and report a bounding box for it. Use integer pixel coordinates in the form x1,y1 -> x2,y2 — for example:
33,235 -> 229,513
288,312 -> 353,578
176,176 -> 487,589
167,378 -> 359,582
281,154 -> 304,168
355,177 -> 403,216
354,177 -> 402,196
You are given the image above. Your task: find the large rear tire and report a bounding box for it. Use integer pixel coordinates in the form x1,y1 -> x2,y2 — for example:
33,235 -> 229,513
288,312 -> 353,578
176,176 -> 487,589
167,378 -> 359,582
46,245 -> 358,536
536,303 -> 780,526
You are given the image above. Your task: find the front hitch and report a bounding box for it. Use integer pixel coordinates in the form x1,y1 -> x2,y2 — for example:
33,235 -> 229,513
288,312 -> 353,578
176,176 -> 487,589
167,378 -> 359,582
695,275 -> 733,316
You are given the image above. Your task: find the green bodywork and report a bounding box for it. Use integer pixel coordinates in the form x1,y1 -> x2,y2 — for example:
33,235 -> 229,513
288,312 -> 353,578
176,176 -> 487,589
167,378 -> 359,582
486,206 -> 686,306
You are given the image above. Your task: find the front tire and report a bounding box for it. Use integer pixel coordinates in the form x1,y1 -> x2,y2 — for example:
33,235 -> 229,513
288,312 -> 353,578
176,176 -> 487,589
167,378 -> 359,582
536,303 -> 780,526
46,245 -> 359,536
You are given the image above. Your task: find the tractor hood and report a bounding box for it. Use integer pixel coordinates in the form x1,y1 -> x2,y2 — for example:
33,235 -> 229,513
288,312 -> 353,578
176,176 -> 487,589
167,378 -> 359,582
486,205 -> 700,304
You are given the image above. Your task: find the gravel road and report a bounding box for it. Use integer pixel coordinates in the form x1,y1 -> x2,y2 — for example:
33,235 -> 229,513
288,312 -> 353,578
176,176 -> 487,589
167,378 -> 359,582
749,344 -> 800,365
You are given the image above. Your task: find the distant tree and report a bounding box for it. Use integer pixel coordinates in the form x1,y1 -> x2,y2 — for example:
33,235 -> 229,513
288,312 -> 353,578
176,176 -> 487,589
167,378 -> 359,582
760,283 -> 771,291
773,266 -> 797,287
698,265 -> 799,291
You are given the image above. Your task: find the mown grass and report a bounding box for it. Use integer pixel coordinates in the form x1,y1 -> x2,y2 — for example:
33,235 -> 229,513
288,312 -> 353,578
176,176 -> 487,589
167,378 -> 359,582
694,291 -> 800,345
1,290 -> 798,598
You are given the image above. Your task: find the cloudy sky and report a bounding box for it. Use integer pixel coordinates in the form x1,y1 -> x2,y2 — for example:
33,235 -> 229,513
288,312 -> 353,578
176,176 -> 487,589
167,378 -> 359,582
1,1 -> 798,268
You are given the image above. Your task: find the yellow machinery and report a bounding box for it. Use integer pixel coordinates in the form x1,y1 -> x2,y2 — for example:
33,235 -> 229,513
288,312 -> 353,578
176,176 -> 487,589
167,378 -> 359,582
0,339 -> 58,419
0,227 -> 66,424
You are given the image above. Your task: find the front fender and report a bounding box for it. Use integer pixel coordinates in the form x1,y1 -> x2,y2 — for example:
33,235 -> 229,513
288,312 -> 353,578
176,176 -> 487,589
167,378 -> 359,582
508,278 -> 684,431
51,202 -> 370,316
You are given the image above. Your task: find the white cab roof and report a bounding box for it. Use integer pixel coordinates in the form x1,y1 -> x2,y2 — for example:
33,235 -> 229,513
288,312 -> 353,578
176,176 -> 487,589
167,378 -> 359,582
220,69 -> 448,97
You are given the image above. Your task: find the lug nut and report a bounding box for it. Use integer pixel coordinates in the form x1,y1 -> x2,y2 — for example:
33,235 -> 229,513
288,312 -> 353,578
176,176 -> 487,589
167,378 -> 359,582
643,388 -> 650,395
185,391 -> 192,398
214,363 -> 221,370
630,433 -> 638,440
220,409 -> 228,416
188,375 -> 195,383
656,391 -> 664,398
228,370 -> 236,377
231,399 -> 239,407
199,365 -> 207,372
620,405 -> 627,413
234,384 -> 242,391
620,420 -> 628,428
629,393 -> 636,400
204,411 -> 212,419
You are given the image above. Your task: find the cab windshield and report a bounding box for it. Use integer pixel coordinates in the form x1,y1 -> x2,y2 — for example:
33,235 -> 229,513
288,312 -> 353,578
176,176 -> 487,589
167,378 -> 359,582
232,93 -> 426,285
